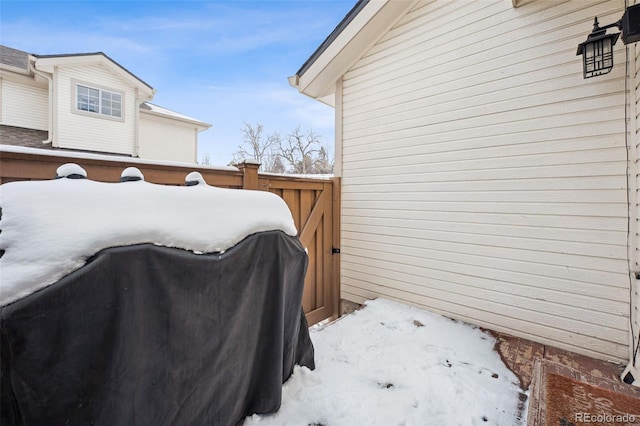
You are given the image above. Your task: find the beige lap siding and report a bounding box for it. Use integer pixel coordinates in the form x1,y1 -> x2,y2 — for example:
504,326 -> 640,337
339,0 -> 630,361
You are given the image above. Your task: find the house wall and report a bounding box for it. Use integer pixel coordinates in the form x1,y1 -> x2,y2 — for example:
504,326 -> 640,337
339,0 -> 630,361
55,64 -> 137,154
0,78 -> 48,131
138,113 -> 198,163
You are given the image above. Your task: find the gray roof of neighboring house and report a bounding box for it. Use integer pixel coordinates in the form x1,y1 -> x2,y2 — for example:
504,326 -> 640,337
295,0 -> 367,77
0,125 -> 133,156
0,45 -> 30,70
0,45 -> 153,91
0,125 -> 52,149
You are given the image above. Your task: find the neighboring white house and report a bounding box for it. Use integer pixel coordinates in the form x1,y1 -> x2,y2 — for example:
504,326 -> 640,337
0,45 -> 210,163
290,0 -> 640,380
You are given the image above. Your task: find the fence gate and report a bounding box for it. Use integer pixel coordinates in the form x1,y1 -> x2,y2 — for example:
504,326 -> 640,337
261,175 -> 340,326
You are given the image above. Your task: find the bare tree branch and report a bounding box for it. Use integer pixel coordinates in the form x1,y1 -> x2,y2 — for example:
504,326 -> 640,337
278,126 -> 321,174
232,123 -> 333,174
232,123 -> 282,172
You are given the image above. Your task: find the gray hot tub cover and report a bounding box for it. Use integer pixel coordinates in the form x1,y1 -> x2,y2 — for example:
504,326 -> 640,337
1,230 -> 314,426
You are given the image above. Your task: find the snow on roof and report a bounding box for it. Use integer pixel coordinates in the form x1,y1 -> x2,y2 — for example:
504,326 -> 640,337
0,164 -> 297,306
141,102 -> 211,129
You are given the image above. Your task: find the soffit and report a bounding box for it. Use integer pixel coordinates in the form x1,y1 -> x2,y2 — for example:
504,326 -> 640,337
294,0 -> 418,104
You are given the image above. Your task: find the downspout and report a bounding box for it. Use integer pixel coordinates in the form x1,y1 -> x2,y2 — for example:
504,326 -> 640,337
194,128 -> 198,164
134,88 -> 140,157
135,88 -> 156,158
623,0 -> 640,387
32,66 -> 53,145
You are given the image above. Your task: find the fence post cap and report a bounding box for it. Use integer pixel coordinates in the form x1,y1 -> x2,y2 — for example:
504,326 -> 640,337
235,160 -> 261,189
235,159 -> 261,167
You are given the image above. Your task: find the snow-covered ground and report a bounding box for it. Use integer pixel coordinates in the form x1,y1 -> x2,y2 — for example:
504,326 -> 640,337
244,299 -> 528,426
1,163 -> 528,425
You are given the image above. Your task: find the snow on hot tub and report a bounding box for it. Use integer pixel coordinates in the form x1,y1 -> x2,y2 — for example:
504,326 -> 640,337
0,164 -> 297,306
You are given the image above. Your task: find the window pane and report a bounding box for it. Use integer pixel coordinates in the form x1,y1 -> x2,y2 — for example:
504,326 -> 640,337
102,90 -> 121,117
88,98 -> 99,113
88,88 -> 99,113
77,92 -> 88,110
76,85 -> 122,118
77,85 -> 90,111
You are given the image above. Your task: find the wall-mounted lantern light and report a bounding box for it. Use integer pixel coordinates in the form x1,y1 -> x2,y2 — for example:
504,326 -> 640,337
577,4 -> 640,79
576,18 -> 619,78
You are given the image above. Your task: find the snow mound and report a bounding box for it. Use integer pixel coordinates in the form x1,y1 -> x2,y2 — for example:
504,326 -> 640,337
120,166 -> 144,182
56,163 -> 87,179
185,171 -> 207,186
0,165 -> 298,306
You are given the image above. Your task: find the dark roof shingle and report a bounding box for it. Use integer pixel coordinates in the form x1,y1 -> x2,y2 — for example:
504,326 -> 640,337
0,45 -> 30,70
0,125 -> 52,149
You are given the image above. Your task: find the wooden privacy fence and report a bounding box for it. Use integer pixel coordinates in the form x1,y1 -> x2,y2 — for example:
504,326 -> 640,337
0,149 -> 340,326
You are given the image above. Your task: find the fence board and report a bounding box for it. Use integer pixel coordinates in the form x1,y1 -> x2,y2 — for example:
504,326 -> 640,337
300,191 -> 327,248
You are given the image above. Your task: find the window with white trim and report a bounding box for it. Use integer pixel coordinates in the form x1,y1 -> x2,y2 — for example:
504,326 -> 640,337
76,84 -> 122,118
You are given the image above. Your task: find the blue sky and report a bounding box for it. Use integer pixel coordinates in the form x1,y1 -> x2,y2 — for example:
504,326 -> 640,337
0,0 -> 354,165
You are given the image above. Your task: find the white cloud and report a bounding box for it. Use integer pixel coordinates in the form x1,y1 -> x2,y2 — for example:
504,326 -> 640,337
257,85 -> 334,130
200,82 -> 334,132
0,20 -> 154,57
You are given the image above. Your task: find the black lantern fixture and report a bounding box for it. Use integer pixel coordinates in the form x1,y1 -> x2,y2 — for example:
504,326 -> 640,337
577,4 -> 640,79
576,18 -> 620,78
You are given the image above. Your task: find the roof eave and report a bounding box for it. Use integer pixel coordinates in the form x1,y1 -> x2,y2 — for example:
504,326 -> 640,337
34,52 -> 155,99
291,0 -> 418,103
140,107 -> 212,132
0,63 -> 32,76
295,0 -> 370,78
